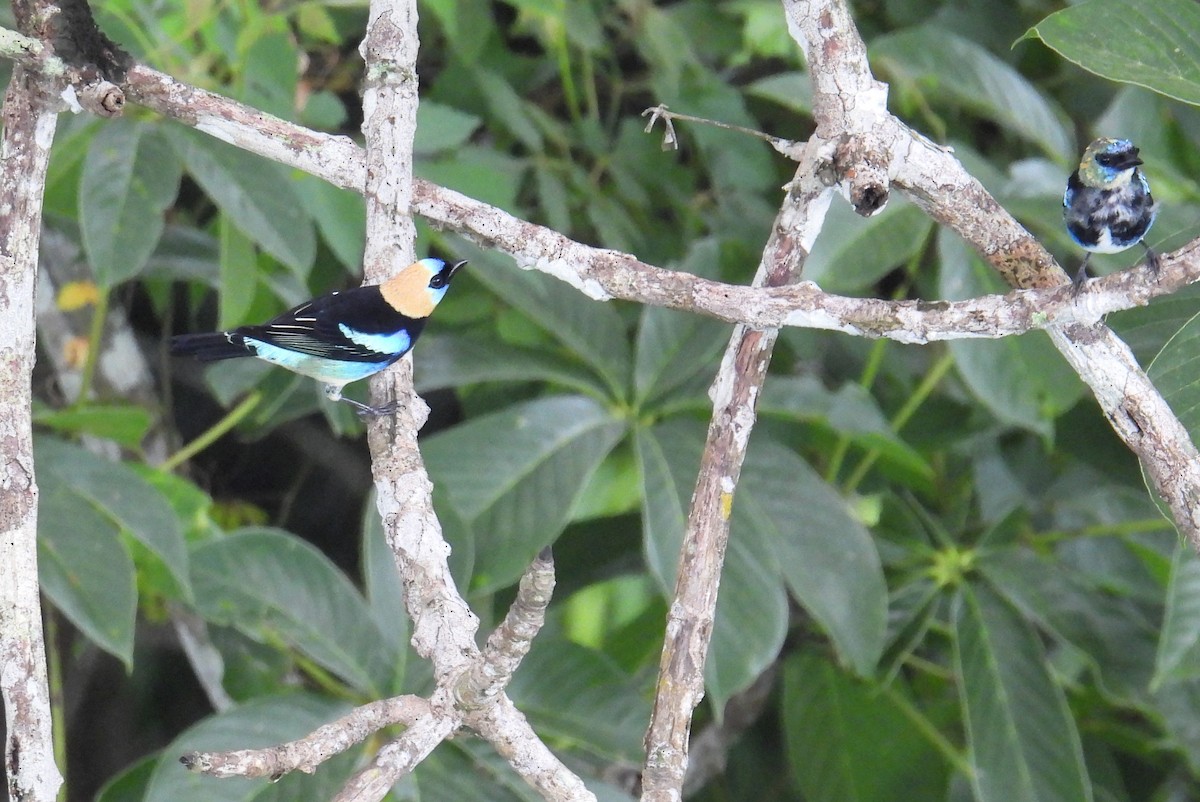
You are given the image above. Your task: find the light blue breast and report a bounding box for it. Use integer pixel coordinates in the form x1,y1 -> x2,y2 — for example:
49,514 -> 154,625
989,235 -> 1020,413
248,339 -> 389,385
338,324 -> 412,357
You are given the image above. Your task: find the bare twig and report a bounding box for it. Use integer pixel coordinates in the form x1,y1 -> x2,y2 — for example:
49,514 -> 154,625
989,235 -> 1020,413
181,696 -> 431,778
0,47 -> 65,802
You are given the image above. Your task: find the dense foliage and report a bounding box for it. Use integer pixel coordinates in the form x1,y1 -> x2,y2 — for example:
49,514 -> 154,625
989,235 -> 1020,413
20,0 -> 1200,799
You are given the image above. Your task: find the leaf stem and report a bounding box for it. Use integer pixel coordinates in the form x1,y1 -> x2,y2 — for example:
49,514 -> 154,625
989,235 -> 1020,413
74,289 -> 109,406
825,338 -> 889,482
160,391 -> 262,472
843,350 -> 955,493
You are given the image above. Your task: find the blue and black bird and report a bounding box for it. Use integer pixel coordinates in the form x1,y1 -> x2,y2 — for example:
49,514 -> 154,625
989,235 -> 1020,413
1063,137 -> 1159,289
172,257 -> 466,416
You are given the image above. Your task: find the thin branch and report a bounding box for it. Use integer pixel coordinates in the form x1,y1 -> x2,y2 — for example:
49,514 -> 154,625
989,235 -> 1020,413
781,0 -> 1200,547
181,696 -> 432,779
0,54 -> 65,802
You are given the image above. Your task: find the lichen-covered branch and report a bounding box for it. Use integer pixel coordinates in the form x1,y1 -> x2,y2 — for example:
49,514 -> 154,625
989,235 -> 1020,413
0,53 -> 64,802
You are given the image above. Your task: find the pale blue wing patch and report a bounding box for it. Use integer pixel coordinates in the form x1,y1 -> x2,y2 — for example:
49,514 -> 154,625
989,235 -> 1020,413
246,339 -> 389,385
337,324 -> 412,357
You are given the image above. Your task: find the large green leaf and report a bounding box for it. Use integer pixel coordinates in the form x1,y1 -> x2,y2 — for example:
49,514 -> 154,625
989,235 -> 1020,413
506,637 -> 649,761
80,120 -> 182,288
143,693 -> 350,802
954,583 -> 1093,802
744,439 -> 888,676
1025,0 -> 1200,107
633,306 -> 730,410
415,332 -> 609,398
295,173 -> 365,274
872,26 -> 1074,161
782,652 -> 950,802
939,231 -> 1082,436
1155,540 -> 1200,687
191,528 -> 400,695
32,403 -> 152,450
465,248 -> 633,401
802,198 -> 933,293
173,130 -> 315,276
423,395 -> 626,592
36,436 -> 189,599
635,419 -> 786,709
38,477 -> 136,666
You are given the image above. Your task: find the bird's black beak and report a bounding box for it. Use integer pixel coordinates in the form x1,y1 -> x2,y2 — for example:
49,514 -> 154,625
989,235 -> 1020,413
448,259 -> 468,278
1115,148 -> 1143,170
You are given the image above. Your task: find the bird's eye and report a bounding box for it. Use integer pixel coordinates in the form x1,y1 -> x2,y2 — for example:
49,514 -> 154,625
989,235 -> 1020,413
429,274 -> 447,289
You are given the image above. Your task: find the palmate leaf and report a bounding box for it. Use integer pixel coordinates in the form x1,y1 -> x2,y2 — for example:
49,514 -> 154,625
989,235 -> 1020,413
422,395 -> 626,592
782,652 -> 950,802
954,583 -> 1093,802
1025,0 -> 1200,107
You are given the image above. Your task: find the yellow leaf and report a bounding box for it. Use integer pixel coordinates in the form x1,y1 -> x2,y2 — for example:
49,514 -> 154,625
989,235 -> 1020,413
57,281 -> 101,311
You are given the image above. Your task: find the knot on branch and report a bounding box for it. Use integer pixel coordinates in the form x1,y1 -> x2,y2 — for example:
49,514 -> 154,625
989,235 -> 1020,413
828,135 -> 890,217
77,79 -> 124,117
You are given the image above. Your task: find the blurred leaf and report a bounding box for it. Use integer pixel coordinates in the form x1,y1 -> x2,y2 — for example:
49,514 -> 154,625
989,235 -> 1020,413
746,70 -> 813,116
758,376 -> 933,487
423,396 -> 626,592
80,120 -> 181,288
783,651 -> 950,802
191,528 -> 400,695
873,26 -> 1074,161
939,231 -> 1082,435
33,403 -> 151,449
1157,541 -> 1200,687
415,101 -> 482,155
403,741 -> 541,802
467,251 -> 633,400
415,332 -> 609,398
143,694 -> 350,802
417,146 -> 525,211
1111,284 -> 1200,365
238,32 -> 298,120
803,198 -> 932,293
95,752 -> 158,802
174,130 -> 315,276
360,492 -> 410,693
1025,0 -> 1200,107
38,476 -> 136,666
507,637 -> 649,760
954,583 -> 1093,802
218,214 -> 258,329
295,174 -> 366,274
36,436 -> 190,599
472,67 -> 543,150
746,437 -> 888,676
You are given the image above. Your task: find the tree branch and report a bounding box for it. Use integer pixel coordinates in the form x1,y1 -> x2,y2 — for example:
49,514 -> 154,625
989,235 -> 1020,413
0,42 -> 65,802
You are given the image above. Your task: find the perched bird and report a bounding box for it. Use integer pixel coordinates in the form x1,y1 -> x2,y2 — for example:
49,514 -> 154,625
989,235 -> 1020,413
172,257 -> 466,416
1063,137 -> 1159,289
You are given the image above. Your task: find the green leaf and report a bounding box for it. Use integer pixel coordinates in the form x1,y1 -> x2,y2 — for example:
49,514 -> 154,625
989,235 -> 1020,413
782,651 -> 950,802
174,130 -> 315,276
466,250 -> 633,401
635,419 -> 788,709
95,752 -> 158,802
506,637 -> 649,760
415,101 -> 483,155
33,403 -> 151,449
415,332 -> 610,398
218,213 -> 258,329
872,25 -> 1074,160
143,693 -> 350,802
38,478 -> 136,666
1155,539 -> 1200,687
633,303 -> 730,410
35,436 -> 190,599
802,198 -> 933,293
954,583 -> 1093,802
80,120 -> 181,288
295,174 -> 365,274
1025,0 -> 1200,107
939,231 -> 1082,435
423,396 -> 626,592
758,376 -> 933,487
190,528 -> 400,695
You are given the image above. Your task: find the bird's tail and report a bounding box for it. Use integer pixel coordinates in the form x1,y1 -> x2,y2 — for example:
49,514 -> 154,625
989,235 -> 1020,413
171,331 -> 254,362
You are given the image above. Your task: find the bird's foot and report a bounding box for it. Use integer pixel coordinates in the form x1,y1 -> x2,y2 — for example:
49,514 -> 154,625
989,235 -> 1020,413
1070,257 -> 1092,298
345,397 -> 399,418
1143,244 -> 1162,278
